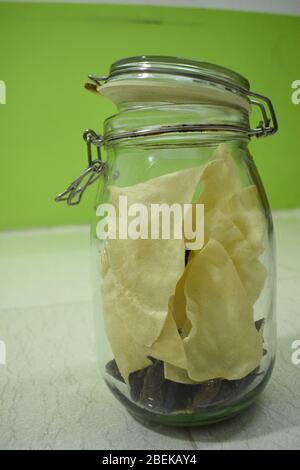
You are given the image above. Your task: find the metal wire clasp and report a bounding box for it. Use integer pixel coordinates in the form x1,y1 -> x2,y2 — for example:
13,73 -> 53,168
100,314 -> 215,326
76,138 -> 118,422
247,91 -> 278,138
55,129 -> 106,206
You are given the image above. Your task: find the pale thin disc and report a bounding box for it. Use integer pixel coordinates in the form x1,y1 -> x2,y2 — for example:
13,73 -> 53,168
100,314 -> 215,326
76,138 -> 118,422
203,208 -> 267,304
172,266 -> 191,331
199,143 -> 242,211
222,185 -> 266,258
184,238 -> 263,382
189,207 -> 254,263
149,300 -> 187,370
109,164 -> 205,208
102,267 -> 151,382
164,362 -> 198,385
102,266 -> 188,381
234,257 -> 268,305
106,165 -> 204,347
113,287 -> 188,370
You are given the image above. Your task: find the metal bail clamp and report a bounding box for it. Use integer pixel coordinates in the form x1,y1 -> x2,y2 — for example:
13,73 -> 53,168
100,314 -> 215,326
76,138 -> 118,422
55,129 -> 106,206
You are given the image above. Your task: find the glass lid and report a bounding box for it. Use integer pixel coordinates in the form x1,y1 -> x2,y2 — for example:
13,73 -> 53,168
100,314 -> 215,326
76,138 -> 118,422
108,55 -> 250,91
85,56 -> 277,140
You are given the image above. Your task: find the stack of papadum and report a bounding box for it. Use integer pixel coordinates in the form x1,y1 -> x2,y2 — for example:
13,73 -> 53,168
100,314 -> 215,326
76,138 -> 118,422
101,144 -> 266,385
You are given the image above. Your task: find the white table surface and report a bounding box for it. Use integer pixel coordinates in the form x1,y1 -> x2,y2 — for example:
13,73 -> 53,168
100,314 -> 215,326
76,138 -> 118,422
0,212 -> 300,450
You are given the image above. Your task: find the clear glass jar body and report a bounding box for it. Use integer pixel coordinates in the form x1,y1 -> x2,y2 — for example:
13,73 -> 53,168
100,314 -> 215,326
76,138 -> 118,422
91,101 -> 276,427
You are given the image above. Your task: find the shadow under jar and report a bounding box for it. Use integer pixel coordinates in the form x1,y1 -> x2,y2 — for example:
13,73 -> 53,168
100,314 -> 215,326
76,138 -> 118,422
56,56 -> 278,427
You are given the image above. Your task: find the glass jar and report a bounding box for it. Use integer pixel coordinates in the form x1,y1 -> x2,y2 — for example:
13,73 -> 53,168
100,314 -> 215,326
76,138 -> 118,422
56,56 -> 278,426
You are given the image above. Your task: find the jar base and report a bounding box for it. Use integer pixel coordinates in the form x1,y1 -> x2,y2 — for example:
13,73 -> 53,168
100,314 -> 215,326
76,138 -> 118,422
106,363 -> 273,427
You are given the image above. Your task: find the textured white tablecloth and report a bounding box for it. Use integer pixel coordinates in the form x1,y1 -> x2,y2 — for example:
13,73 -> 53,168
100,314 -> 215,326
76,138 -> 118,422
0,212 -> 299,450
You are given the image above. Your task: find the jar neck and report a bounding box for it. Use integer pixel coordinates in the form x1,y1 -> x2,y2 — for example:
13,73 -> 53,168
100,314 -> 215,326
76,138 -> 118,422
103,102 -> 250,141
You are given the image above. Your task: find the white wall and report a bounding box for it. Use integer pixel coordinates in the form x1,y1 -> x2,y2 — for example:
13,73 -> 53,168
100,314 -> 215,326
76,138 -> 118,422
0,0 -> 300,17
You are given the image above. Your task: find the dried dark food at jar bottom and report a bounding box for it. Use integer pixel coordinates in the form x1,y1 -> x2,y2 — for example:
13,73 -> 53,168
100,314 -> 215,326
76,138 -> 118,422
105,358 -> 261,414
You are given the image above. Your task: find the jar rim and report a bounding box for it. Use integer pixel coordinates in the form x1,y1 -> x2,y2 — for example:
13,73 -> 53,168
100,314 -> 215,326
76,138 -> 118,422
108,55 -> 250,91
86,56 -> 277,139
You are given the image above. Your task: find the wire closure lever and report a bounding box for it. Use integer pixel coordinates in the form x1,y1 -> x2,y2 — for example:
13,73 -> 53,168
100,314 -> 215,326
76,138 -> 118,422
55,129 -> 106,206
247,90 -> 278,138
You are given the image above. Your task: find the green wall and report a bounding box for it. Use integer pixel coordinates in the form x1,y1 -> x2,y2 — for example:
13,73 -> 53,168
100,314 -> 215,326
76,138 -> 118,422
0,2 -> 299,230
